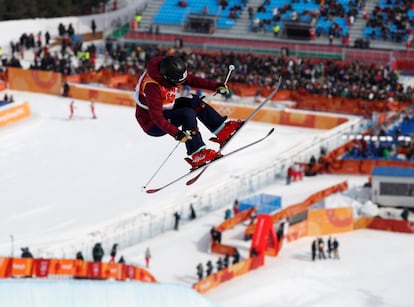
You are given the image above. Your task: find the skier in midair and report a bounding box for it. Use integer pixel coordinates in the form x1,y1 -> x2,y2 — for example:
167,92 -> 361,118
134,55 -> 241,169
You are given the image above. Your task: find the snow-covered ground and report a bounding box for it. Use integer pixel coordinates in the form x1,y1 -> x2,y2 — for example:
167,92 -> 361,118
1,90 -> 414,307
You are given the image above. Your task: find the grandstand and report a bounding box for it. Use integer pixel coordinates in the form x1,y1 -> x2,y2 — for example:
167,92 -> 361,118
114,0 -> 414,53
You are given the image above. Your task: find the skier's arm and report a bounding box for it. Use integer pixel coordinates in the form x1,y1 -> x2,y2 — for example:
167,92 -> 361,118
184,73 -> 221,92
145,83 -> 180,137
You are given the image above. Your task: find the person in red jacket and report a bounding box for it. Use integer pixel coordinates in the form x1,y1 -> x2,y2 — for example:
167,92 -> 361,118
134,55 -> 241,169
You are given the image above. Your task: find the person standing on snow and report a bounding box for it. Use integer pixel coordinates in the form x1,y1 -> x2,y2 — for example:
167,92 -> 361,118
69,100 -> 75,119
90,100 -> 97,119
145,247 -> 151,268
134,55 -> 242,169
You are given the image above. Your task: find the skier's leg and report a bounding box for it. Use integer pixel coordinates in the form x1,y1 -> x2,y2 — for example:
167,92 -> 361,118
164,108 -> 205,155
175,95 -> 242,148
175,95 -> 226,132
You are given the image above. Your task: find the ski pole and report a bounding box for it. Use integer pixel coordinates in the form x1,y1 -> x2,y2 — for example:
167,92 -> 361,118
224,64 -> 235,85
214,64 -> 235,96
142,141 -> 181,191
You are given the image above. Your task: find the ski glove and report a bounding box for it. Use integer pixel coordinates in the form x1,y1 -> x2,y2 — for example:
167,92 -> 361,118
216,83 -> 229,96
175,130 -> 192,143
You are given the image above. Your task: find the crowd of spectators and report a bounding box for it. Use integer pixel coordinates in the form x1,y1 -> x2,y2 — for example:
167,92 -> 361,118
1,20 -> 413,105
365,0 -> 414,43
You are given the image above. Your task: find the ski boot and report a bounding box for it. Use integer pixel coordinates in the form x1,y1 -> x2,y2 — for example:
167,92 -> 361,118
210,120 -> 243,148
185,148 -> 222,170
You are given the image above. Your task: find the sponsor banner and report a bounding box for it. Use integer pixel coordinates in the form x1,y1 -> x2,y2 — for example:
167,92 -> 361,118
355,217 -> 414,233
49,259 -> 77,275
102,263 -> 123,279
286,220 -> 308,242
0,102 -> 31,127
74,260 -> 88,278
32,259 -> 51,278
69,84 -> 135,107
210,102 -> 347,129
0,258 -> 11,278
307,207 -> 354,236
10,258 -> 33,277
8,67 -> 61,95
87,262 -> 103,279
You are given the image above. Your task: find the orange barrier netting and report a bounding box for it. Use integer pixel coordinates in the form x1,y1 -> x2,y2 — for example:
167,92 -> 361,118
0,257 -> 156,282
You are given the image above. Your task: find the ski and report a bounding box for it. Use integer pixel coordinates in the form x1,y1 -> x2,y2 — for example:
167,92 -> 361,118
145,128 -> 275,193
186,76 -> 283,186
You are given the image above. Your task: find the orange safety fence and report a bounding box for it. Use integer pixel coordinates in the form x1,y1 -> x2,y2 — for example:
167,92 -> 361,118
286,220 -> 308,242
354,217 -> 414,233
8,67 -> 62,95
307,207 -> 354,236
0,102 -> 31,127
244,181 -> 348,238
210,102 -> 348,129
210,242 -> 237,256
68,84 -> 135,107
215,207 -> 256,232
0,257 -> 157,282
193,256 -> 263,294
291,92 -> 409,116
0,80 -> 6,91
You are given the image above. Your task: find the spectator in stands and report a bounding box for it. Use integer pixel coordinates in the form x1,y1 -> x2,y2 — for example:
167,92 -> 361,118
91,19 -> 97,37
178,1 -> 188,8
44,31 -> 50,45
92,242 -> 104,262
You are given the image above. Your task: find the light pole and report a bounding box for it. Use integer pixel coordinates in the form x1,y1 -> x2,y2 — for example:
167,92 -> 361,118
10,234 -> 14,258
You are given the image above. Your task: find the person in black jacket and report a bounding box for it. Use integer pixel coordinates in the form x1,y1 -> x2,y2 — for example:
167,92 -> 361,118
196,263 -> 203,280
21,247 -> 33,258
232,249 -> 240,264
174,211 -> 181,230
92,242 -> 104,262
311,239 -> 317,261
76,251 -> 84,260
206,260 -> 213,276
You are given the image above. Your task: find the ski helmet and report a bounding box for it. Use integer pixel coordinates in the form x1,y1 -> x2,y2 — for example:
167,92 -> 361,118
159,56 -> 187,85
